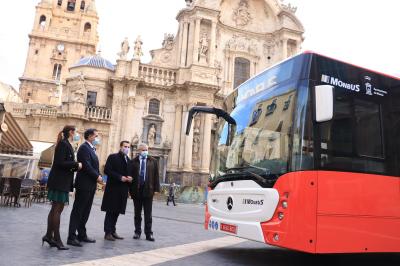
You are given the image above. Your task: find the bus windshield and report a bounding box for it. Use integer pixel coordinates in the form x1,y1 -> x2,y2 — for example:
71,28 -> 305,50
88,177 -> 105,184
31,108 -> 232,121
212,57 -> 306,183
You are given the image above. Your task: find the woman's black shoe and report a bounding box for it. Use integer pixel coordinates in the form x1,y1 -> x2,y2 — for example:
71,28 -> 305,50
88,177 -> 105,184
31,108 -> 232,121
54,242 -> 69,250
42,236 -> 56,247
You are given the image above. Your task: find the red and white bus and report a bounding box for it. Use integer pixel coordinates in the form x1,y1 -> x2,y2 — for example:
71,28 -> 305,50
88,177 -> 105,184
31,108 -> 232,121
186,51 -> 400,253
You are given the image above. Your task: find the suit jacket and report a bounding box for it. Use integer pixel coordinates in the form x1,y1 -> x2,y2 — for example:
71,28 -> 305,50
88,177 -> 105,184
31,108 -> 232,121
47,139 -> 79,192
101,152 -> 130,214
74,141 -> 100,191
128,155 -> 160,199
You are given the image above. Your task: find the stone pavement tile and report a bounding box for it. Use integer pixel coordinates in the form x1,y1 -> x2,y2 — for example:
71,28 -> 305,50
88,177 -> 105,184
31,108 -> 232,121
0,196 -> 218,266
63,236 -> 246,266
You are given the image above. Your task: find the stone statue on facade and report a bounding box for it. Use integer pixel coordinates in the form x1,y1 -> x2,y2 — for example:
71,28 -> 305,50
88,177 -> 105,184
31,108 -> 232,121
133,35 -> 143,59
162,34 -> 175,50
232,0 -> 252,27
73,73 -> 86,103
147,124 -> 156,147
193,135 -> 200,157
199,33 -> 209,57
131,132 -> 139,149
118,37 -> 130,60
163,136 -> 171,149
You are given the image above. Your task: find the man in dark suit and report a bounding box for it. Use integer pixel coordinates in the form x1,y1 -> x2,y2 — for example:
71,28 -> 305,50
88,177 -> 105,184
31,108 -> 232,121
67,128 -> 102,247
128,143 -> 160,241
101,141 -> 132,241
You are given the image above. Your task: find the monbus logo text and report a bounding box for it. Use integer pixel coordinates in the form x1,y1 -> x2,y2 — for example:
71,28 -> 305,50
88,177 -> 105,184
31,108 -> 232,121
321,74 -> 360,92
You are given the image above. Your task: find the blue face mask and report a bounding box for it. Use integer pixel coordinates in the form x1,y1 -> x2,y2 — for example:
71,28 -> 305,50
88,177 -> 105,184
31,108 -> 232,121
140,151 -> 148,158
73,133 -> 80,142
92,137 -> 101,146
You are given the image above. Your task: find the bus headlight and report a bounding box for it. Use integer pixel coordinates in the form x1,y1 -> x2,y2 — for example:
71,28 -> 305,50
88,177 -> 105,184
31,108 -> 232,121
282,201 -> 288,209
278,212 -> 284,220
273,233 -> 280,242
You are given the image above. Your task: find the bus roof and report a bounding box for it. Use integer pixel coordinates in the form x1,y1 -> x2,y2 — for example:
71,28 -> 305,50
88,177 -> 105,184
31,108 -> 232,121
303,50 -> 400,81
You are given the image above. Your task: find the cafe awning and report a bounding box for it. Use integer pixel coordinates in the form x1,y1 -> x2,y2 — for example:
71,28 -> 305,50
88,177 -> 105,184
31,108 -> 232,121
0,106 -> 33,156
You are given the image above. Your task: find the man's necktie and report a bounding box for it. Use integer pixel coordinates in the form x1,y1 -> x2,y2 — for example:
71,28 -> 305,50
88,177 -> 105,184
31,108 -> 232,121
139,158 -> 146,186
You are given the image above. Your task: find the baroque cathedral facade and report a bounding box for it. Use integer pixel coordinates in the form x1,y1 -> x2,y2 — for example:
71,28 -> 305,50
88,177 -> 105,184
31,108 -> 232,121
7,0 -> 304,186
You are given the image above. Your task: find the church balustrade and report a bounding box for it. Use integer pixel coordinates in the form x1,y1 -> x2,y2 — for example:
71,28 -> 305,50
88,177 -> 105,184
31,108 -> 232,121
85,106 -> 112,120
32,107 -> 58,117
138,64 -> 177,86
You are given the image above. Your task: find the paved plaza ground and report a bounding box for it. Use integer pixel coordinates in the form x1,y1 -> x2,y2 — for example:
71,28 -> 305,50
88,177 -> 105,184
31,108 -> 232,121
0,196 -> 399,266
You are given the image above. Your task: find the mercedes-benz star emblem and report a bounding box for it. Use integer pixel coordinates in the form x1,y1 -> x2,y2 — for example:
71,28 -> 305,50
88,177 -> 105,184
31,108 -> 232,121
227,197 -> 233,211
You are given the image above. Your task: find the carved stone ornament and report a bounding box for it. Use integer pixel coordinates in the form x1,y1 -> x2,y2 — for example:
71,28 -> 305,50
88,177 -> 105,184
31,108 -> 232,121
225,34 -> 258,55
162,34 -> 175,50
232,0 -> 252,27
280,0 -> 297,13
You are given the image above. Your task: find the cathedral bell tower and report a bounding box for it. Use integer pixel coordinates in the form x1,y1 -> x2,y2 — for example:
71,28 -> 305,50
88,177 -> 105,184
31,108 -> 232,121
19,0 -> 99,104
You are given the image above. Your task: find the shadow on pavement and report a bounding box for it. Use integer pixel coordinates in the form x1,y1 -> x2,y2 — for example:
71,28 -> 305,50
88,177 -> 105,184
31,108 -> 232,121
211,247 -> 400,266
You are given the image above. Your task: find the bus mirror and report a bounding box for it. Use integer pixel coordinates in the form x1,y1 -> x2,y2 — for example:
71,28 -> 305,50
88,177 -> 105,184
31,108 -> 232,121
186,106 -> 236,135
314,85 -> 334,122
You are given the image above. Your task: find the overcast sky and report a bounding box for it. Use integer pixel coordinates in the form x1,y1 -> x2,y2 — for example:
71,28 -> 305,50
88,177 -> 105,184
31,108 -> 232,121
0,0 -> 399,89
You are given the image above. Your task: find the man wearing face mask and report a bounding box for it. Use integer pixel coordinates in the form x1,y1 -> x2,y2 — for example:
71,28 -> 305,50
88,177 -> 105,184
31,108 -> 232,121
67,128 -> 102,247
128,143 -> 160,241
101,141 -> 132,241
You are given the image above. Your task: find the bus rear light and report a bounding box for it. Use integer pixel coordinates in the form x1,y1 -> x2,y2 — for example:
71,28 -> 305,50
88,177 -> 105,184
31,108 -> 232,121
282,201 -> 288,209
273,233 -> 280,242
278,212 -> 284,220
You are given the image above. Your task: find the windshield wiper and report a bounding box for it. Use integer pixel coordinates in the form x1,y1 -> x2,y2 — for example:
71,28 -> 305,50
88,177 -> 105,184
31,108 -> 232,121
226,164 -> 270,174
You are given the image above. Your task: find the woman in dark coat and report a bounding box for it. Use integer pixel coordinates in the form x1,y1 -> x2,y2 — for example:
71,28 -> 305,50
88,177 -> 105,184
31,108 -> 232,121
43,125 -> 82,250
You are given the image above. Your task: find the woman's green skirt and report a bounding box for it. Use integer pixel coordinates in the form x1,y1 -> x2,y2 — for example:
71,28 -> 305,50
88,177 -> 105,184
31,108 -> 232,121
47,189 -> 69,203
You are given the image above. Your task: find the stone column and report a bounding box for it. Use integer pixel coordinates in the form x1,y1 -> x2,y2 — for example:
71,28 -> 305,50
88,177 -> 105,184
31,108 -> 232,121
123,97 -> 135,141
108,83 -> 124,156
178,106 -> 187,168
192,18 -> 201,64
163,155 -> 168,183
201,115 -> 212,172
183,110 -> 194,171
209,21 -> 217,64
170,104 -> 182,170
177,21 -> 184,66
282,38 -> 288,60
180,22 -> 189,67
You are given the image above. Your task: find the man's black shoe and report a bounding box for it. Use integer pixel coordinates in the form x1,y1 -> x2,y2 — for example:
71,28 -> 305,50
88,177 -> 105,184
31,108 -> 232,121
67,239 -> 82,247
146,234 -> 155,242
133,233 -> 141,239
104,233 -> 116,241
112,232 -> 124,240
78,236 -> 96,243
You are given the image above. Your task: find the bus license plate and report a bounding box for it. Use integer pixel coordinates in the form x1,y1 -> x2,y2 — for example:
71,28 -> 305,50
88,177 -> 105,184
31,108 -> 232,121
220,223 -> 237,234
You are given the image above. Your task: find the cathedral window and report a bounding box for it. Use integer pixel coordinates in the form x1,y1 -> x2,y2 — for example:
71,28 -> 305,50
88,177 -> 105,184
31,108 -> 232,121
234,57 -> 250,89
57,0 -> 62,6
67,0 -> 76,11
39,15 -> 46,27
84,22 -> 91,32
149,99 -> 160,115
52,64 -> 62,80
86,91 -> 97,107
80,1 -> 85,11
